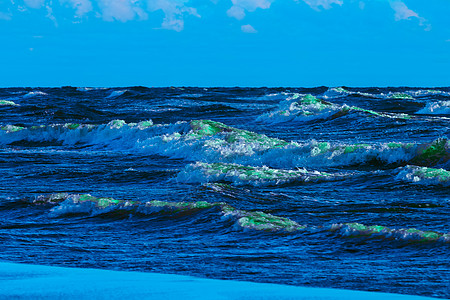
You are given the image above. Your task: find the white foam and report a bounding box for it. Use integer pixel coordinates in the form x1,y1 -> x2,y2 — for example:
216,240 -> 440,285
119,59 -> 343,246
416,101 -> 450,115
49,198 -> 99,217
256,92 -> 299,101
76,87 -> 93,92
395,165 -> 450,186
330,223 -> 449,243
0,121 -> 421,169
256,94 -> 411,124
23,91 -> 47,98
178,162 -> 339,186
76,87 -> 107,92
256,94 -> 341,124
106,90 -> 128,98
0,120 -> 170,149
322,87 -> 349,99
0,100 -> 19,106
322,87 -> 380,99
407,89 -> 448,97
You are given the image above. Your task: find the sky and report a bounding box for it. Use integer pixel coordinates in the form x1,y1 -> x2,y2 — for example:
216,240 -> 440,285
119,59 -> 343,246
0,0 -> 449,87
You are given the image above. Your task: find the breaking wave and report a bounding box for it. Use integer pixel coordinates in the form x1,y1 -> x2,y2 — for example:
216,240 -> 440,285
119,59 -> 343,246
23,91 -> 48,98
329,223 -> 449,243
257,93 -> 412,124
0,100 -> 19,106
416,101 -> 450,115
396,165 -> 450,186
1,119 -> 449,168
31,193 -> 450,243
106,90 -> 129,98
34,193 -> 304,233
178,162 -> 344,186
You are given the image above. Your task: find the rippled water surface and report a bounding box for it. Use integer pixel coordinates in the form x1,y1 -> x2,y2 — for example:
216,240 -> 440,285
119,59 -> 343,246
0,87 -> 449,298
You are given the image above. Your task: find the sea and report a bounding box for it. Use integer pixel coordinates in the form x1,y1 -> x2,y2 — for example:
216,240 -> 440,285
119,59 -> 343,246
0,86 -> 449,298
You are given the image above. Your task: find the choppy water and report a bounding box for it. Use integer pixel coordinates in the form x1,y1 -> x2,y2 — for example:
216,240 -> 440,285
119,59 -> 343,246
0,86 -> 449,298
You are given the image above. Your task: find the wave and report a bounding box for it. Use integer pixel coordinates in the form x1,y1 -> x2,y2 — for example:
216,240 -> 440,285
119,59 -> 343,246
256,92 -> 297,101
33,193 -> 304,232
149,120 -> 411,167
0,91 -> 47,103
31,193 -> 450,242
411,138 -> 450,166
416,101 -> 450,115
330,223 -> 449,243
322,87 -> 380,99
257,94 -> 341,123
324,88 -> 450,100
322,87 -> 350,99
288,139 -> 448,168
106,90 -> 128,98
177,162 -> 342,186
160,130 -> 448,168
0,100 -> 19,106
396,165 -> 450,186
76,87 -> 107,92
324,88 -> 417,100
257,94 -> 412,124
1,119 -> 448,168
407,89 -> 450,97
76,87 -> 94,92
387,92 -> 414,100
0,119 -> 157,147
1,125 -> 25,133
140,119 -> 291,163
23,91 -> 48,98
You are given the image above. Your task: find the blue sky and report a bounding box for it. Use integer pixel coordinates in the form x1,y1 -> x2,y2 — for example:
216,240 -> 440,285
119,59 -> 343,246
1,0 -> 449,87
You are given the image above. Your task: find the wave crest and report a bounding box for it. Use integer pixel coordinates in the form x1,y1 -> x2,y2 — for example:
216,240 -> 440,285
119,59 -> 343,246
30,193 -> 450,242
37,193 -> 302,233
396,165 -> 450,186
178,162 -> 338,186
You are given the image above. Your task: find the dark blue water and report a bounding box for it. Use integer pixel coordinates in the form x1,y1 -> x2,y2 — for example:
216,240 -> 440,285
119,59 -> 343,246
0,87 -> 449,298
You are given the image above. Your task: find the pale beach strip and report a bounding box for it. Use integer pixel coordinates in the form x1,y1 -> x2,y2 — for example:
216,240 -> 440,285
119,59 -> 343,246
0,262 -> 439,300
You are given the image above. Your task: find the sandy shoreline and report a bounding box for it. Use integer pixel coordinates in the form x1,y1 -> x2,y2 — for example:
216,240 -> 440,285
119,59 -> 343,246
0,262 -> 438,299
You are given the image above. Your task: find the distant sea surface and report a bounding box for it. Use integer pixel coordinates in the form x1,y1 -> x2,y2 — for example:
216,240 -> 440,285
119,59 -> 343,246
0,87 -> 449,298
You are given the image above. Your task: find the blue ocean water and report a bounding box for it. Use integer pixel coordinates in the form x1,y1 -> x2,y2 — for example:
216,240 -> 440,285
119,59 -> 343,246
0,87 -> 449,298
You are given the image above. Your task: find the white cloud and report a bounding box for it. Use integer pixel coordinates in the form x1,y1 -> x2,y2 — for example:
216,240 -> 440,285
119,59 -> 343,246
45,4 -> 58,26
358,1 -> 365,10
297,0 -> 342,11
227,5 -> 245,19
98,0 -> 147,22
241,24 -> 257,33
148,0 -> 200,32
61,0 -> 93,17
389,0 -> 417,21
15,0 -> 198,30
4,0 -> 433,32
0,12 -> 12,20
389,0 -> 430,30
227,0 -> 273,20
24,0 -> 45,9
